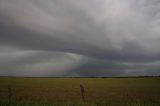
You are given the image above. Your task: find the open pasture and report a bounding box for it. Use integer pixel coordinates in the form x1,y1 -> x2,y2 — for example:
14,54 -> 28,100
0,77 -> 160,106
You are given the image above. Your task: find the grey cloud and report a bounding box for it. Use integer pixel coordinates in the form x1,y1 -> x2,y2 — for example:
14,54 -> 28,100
0,47 -> 87,76
0,0 -> 160,76
71,59 -> 160,77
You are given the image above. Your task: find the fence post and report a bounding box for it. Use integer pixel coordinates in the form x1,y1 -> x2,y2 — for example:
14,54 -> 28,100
8,85 -> 12,103
80,84 -> 85,102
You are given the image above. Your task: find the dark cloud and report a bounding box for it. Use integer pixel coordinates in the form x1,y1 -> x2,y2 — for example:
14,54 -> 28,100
69,59 -> 160,77
0,0 -> 160,76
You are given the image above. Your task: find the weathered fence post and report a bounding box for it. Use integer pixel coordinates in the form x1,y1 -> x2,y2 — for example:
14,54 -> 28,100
80,84 -> 85,102
8,85 -> 12,103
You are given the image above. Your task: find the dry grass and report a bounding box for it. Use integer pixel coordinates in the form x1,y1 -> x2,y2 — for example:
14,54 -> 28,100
0,77 -> 160,105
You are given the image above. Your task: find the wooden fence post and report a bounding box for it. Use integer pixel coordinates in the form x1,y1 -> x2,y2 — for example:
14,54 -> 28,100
8,85 -> 12,103
80,84 -> 85,102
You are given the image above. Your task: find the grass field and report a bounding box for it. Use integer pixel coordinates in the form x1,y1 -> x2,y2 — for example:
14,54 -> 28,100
0,77 -> 160,106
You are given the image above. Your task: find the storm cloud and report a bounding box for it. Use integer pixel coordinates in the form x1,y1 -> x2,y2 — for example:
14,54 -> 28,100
0,0 -> 160,76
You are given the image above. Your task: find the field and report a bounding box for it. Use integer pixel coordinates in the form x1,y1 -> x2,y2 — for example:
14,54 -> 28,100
0,77 -> 160,106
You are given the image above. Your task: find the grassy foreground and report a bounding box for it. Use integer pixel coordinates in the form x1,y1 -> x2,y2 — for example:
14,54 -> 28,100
0,77 -> 160,106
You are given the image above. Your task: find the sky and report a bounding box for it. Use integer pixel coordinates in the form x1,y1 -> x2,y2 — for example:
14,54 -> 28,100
0,0 -> 160,77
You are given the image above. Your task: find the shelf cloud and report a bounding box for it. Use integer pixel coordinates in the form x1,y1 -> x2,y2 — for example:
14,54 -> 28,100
0,0 -> 160,76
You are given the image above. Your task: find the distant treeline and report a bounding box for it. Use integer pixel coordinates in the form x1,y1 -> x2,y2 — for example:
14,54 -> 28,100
0,76 -> 160,78
66,76 -> 160,78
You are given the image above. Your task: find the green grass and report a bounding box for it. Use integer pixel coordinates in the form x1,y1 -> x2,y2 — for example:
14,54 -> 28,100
0,77 -> 160,106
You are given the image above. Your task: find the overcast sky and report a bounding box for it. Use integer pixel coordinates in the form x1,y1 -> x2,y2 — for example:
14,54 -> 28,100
0,0 -> 160,77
